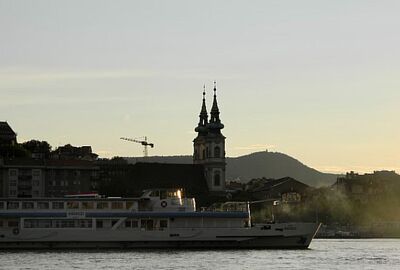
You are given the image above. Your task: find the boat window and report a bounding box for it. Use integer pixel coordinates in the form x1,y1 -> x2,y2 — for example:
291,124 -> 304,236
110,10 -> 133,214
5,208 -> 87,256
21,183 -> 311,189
126,201 -> 134,209
125,219 -> 139,228
67,201 -> 80,209
8,220 -> 19,227
96,220 -> 103,229
125,220 -> 131,228
0,202 -> 4,209
150,190 -> 160,197
141,219 -> 154,231
52,202 -> 65,210
81,202 -> 94,209
131,220 -> 139,228
22,202 -> 34,209
37,202 -> 49,209
111,202 -> 123,209
160,190 -> 167,200
79,220 -> 91,228
111,220 -> 118,227
159,220 -> 168,229
7,202 -> 19,209
24,219 -> 92,229
97,202 -> 109,209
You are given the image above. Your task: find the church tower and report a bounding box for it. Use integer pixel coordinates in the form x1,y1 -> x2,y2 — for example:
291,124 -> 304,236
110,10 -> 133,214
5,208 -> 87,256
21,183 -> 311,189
193,83 -> 226,192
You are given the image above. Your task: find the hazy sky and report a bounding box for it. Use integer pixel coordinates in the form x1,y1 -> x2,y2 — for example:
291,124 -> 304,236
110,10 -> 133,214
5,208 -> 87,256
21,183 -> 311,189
1,0 -> 399,174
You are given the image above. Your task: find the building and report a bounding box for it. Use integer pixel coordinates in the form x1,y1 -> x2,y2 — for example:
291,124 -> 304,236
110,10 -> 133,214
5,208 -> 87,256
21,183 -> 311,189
246,177 -> 311,203
334,170 -> 400,203
51,144 -> 98,161
0,158 -> 99,198
193,83 -> 226,192
44,159 -> 99,197
0,158 -> 45,198
96,160 -> 210,205
0,121 -> 17,145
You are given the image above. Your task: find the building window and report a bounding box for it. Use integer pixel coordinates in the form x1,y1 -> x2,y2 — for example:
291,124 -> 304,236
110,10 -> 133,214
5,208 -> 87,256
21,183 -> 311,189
214,146 -> 221,158
9,169 -> 17,177
214,172 -> 221,187
32,169 -> 41,177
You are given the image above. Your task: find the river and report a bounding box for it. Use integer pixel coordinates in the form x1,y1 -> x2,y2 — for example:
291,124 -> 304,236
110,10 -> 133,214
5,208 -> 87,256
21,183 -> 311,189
1,239 -> 399,270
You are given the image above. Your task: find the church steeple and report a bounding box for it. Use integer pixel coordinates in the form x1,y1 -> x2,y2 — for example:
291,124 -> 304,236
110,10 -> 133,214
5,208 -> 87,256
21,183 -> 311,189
195,85 -> 208,135
193,81 -> 226,192
208,81 -> 224,133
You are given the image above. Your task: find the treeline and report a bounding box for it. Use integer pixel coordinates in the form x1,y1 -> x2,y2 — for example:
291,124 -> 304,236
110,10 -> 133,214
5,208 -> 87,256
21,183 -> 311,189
0,140 -> 51,159
249,187 -> 400,225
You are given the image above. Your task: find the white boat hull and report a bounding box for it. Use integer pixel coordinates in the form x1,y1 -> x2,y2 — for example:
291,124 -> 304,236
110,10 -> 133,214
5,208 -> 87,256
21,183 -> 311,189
0,223 -> 320,249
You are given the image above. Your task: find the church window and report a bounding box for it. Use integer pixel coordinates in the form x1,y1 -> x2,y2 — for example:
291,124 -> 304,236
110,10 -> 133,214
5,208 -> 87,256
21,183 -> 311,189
214,146 -> 221,158
202,149 -> 206,160
214,172 -> 221,187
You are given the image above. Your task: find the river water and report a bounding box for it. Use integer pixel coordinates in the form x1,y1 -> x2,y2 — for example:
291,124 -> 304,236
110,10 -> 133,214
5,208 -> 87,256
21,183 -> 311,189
1,239 -> 399,270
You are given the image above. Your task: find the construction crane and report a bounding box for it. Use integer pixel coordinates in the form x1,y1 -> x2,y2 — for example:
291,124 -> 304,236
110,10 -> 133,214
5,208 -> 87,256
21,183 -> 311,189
120,136 -> 154,157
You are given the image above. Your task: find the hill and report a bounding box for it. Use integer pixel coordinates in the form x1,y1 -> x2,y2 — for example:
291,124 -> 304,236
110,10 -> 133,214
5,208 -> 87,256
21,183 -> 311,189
125,151 -> 338,187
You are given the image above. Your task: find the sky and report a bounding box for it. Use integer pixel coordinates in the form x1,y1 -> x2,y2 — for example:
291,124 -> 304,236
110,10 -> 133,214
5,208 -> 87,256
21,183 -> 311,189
0,0 -> 399,174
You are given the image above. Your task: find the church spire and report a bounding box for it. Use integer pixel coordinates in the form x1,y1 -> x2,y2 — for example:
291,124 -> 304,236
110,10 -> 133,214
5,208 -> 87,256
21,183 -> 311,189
195,85 -> 208,135
208,81 -> 224,133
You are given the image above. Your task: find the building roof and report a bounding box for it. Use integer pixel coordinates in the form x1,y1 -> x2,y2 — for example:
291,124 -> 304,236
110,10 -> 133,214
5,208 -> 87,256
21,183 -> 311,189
0,121 -> 16,139
1,158 -> 97,168
251,177 -> 310,193
46,159 -> 97,168
2,158 -> 45,167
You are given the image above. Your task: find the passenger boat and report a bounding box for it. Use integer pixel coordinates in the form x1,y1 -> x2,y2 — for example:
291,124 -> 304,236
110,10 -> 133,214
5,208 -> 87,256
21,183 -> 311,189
0,189 -> 320,249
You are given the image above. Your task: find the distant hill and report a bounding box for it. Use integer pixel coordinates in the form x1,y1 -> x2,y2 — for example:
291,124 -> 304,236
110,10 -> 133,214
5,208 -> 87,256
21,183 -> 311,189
125,151 -> 339,187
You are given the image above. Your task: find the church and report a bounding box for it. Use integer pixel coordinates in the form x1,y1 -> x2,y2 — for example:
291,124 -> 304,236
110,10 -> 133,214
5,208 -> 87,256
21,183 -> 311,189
193,82 -> 226,192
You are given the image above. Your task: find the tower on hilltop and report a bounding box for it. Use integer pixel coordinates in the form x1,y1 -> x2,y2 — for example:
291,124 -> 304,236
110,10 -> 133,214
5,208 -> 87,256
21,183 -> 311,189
193,82 -> 226,192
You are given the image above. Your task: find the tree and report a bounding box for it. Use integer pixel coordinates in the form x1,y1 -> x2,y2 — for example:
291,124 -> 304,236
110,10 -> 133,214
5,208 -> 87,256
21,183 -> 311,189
0,144 -> 30,158
21,140 -> 52,158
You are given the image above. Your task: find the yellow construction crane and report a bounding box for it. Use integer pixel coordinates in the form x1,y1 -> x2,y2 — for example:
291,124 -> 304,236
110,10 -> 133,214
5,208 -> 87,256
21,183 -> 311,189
120,136 -> 154,157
